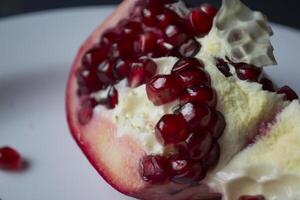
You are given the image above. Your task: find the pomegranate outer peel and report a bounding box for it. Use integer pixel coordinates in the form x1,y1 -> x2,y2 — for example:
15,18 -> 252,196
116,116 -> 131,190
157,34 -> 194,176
66,0 -> 221,199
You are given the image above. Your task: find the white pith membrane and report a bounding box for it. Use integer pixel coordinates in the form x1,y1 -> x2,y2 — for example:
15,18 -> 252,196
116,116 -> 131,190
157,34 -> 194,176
89,0 -> 300,199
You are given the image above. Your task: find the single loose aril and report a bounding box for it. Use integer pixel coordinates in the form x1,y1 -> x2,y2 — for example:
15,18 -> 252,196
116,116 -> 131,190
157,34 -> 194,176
0,146 -> 22,170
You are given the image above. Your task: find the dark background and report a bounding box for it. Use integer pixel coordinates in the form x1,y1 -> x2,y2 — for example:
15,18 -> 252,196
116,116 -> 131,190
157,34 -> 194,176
1,0 -> 300,29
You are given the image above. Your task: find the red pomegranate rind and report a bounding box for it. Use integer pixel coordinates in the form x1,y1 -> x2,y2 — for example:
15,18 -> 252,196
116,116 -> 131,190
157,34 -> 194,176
239,195 -> 266,200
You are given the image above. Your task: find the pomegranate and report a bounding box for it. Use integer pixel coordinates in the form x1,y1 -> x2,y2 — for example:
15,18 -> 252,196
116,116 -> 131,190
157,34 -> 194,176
0,146 -> 23,170
66,0 -> 299,199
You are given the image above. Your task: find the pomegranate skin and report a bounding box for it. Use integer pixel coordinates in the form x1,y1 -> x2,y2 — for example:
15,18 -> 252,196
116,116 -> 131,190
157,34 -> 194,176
66,1 -> 221,199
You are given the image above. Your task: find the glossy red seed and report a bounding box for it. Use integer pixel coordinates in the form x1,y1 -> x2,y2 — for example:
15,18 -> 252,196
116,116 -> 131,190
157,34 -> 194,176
0,146 -> 22,170
175,67 -> 211,88
187,8 -> 214,37
185,132 -> 212,160
164,24 -> 188,47
102,30 -> 120,44
122,21 -> 143,40
259,78 -> 275,92
177,102 -> 212,132
216,59 -> 232,77
97,59 -> 116,85
153,39 -> 173,57
158,9 -> 180,29
115,39 -> 135,58
146,0 -> 174,6
82,46 -> 108,68
180,85 -> 217,108
113,59 -> 131,80
172,160 -> 206,184
238,195 -> 266,200
107,86 -> 118,109
202,142 -> 220,169
146,75 -> 181,105
127,57 -> 157,87
142,6 -> 163,27
155,114 -> 189,145
178,38 -> 201,57
140,155 -> 171,184
207,111 -> 226,139
77,68 -> 104,95
172,57 -> 204,74
77,98 -> 96,125
277,86 -> 299,101
136,32 -> 158,54
169,153 -> 201,184
200,4 -> 218,18
235,63 -> 262,82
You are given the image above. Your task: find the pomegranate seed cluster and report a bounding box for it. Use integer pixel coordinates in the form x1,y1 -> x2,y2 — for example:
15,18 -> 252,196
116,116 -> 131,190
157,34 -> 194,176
216,59 -> 299,101
76,0 -> 217,125
141,57 -> 225,185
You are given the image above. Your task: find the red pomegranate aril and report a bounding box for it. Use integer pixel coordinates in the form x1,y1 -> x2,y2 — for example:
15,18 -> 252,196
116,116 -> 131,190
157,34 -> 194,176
0,146 -> 22,170
97,59 -> 116,85
169,153 -> 201,184
154,39 -> 173,57
175,67 -> 211,88
187,8 -> 214,37
259,77 -> 275,92
115,39 -> 135,58
172,57 -> 204,74
180,85 -> 217,108
177,102 -> 212,132
77,68 -> 103,94
146,75 -> 181,105
238,195 -> 266,200
77,98 -> 96,125
122,21 -> 143,40
216,59 -> 232,77
142,6 -> 163,27
155,114 -> 189,145
146,0 -> 174,7
200,4 -> 218,18
158,9 -> 181,29
202,142 -> 220,169
172,161 -> 206,184
185,132 -> 212,160
140,155 -> 171,184
82,46 -> 108,68
277,86 -> 299,101
164,24 -> 188,47
127,57 -> 157,88
178,38 -> 201,57
207,111 -> 226,139
114,59 -> 131,80
136,32 -> 157,54
107,86 -> 118,109
102,30 -> 120,44
235,63 -> 262,82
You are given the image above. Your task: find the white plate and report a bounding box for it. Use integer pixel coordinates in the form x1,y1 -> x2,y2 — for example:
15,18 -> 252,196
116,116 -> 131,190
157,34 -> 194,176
0,6 -> 300,200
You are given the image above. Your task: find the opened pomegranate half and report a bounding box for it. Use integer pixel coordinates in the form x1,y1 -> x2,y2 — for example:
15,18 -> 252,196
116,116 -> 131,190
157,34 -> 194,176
66,0 -> 299,199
